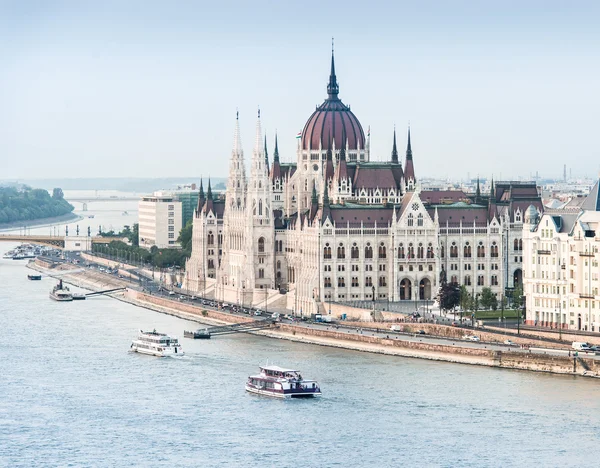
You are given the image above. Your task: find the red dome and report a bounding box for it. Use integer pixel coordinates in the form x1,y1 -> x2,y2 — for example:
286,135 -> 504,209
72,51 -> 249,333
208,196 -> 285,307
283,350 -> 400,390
301,52 -> 365,151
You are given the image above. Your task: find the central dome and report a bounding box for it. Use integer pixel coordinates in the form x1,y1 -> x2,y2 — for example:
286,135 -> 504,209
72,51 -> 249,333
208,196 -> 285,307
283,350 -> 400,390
301,52 -> 365,151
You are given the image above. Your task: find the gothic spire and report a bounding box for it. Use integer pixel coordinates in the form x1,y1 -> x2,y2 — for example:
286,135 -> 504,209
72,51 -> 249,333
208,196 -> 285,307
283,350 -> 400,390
406,126 -> 413,161
339,130 -> 347,161
207,178 -> 212,200
391,126 -> 398,163
327,38 -> 339,100
196,178 -> 205,214
476,177 -> 481,198
273,133 -> 280,163
311,180 -> 318,204
404,125 -> 416,186
323,181 -> 330,207
264,134 -> 269,172
490,176 -> 495,198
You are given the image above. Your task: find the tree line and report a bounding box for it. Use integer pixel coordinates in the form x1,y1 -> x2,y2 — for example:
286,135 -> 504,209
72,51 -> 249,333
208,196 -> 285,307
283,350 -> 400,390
0,186 -> 73,224
94,221 -> 193,268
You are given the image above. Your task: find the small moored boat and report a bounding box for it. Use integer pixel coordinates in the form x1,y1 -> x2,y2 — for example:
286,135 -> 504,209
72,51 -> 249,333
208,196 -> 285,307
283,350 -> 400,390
245,366 -> 321,399
27,274 -> 42,280
49,280 -> 73,301
130,329 -> 184,357
72,293 -> 86,300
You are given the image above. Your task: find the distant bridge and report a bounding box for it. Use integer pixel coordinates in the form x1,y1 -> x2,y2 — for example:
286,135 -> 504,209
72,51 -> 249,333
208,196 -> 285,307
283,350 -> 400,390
0,234 -> 114,249
66,197 -> 140,202
65,196 -> 139,211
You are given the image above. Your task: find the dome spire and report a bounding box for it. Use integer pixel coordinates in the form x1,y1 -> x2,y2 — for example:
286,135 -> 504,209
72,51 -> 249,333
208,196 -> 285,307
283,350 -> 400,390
327,37 -> 339,100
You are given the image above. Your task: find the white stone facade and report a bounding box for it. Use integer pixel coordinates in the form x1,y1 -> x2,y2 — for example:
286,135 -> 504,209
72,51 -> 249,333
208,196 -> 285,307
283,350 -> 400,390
523,182 -> 600,331
184,53 -> 541,316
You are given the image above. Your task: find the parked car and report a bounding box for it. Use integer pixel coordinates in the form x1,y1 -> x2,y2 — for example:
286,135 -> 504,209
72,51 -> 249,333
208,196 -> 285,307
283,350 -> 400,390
504,339 -> 514,346
463,335 -> 480,342
168,291 -> 175,296
254,311 -> 262,316
417,330 -> 426,335
390,325 -> 402,332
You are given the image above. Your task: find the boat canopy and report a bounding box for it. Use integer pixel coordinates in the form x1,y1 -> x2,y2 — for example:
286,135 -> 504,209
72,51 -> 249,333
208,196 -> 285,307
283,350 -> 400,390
260,365 -> 299,373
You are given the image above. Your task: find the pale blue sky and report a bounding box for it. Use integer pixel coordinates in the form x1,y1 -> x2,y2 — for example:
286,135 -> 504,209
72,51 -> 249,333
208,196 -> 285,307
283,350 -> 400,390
1,1 -> 599,180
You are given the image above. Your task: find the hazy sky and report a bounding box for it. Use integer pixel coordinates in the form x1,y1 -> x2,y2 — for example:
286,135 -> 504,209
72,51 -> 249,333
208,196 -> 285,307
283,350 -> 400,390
1,1 -> 599,181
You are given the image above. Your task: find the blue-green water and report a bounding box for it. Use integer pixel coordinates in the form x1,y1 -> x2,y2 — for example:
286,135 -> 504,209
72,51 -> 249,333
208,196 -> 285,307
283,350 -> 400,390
1,250 -> 600,467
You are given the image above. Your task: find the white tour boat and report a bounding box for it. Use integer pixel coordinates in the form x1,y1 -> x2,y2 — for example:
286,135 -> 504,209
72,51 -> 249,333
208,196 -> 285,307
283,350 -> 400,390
49,280 -> 73,301
130,329 -> 184,357
245,365 -> 322,399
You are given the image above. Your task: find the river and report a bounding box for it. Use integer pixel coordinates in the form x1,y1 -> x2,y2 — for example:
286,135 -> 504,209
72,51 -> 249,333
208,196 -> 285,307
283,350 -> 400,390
1,195 -> 600,467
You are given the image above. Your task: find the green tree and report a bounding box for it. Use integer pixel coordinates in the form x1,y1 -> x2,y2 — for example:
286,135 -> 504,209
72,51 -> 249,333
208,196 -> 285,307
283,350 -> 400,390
512,287 -> 524,309
177,220 -> 193,252
52,188 -> 64,199
459,285 -> 471,311
480,287 -> 496,310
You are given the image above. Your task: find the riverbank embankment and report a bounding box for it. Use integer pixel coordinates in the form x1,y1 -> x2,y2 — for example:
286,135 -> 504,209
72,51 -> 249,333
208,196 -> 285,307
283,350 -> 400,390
31,259 -> 600,378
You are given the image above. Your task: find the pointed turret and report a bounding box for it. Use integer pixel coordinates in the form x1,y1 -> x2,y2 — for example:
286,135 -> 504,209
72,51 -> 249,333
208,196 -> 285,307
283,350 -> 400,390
327,39 -> 339,100
324,135 -> 335,183
335,130 -> 348,183
490,176 -> 495,198
196,179 -> 205,215
203,178 -> 214,214
404,126 -> 416,190
391,126 -> 399,163
309,181 -> 319,221
475,177 -> 481,203
273,133 -> 280,163
264,134 -> 269,173
270,133 -> 281,182
225,110 -> 247,211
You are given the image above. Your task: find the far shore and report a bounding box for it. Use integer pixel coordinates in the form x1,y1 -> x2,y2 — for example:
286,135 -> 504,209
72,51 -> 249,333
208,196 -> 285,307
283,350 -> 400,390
0,212 -> 82,232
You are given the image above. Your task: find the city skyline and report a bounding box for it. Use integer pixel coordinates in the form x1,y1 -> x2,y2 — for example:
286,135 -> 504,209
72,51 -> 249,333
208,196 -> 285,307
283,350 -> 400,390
2,1 -> 600,180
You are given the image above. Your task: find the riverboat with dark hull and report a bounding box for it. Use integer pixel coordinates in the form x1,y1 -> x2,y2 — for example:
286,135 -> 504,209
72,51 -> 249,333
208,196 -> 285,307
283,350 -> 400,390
27,274 -> 42,281
49,280 -> 73,301
184,328 -> 211,339
245,366 -> 321,399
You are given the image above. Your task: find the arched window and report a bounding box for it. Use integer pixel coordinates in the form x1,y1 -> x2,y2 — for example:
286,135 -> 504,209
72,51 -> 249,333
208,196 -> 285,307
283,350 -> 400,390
337,243 -> 345,259
477,242 -> 485,258
417,243 -> 424,259
351,243 -> 359,259
464,275 -> 471,286
464,243 -> 471,258
324,244 -> 331,259
427,243 -> 434,259
398,243 -> 405,259
417,213 -> 423,227
258,199 -> 263,216
208,231 -> 214,245
407,213 -> 414,227
514,239 -> 518,251
276,260 -> 281,270
258,237 -> 265,253
450,242 -> 458,258
518,239 -> 523,251
408,243 -> 415,259
441,245 -> 445,258
365,244 -> 373,259
491,242 -> 498,258
378,243 -> 386,259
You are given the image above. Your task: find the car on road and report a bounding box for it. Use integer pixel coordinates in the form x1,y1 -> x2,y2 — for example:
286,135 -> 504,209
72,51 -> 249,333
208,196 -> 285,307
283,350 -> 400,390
463,335 -> 480,342
254,311 -> 262,316
504,339 -> 514,346
416,330 -> 426,335
390,325 -> 402,332
168,291 -> 175,296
